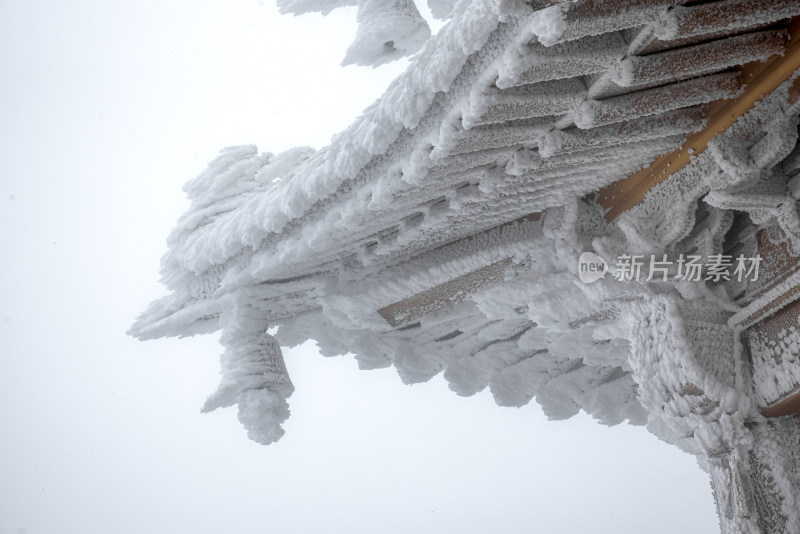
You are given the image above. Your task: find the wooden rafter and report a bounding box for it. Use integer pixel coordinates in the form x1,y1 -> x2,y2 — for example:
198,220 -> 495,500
598,17 -> 800,221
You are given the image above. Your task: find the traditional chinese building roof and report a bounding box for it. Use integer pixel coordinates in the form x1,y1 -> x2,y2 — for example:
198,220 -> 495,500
132,2 -> 800,531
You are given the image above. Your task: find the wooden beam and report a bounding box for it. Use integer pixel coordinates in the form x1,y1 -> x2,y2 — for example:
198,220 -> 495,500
598,18 -> 800,221
377,259 -> 513,327
375,213 -> 540,327
763,392 -> 800,417
747,290 -> 800,417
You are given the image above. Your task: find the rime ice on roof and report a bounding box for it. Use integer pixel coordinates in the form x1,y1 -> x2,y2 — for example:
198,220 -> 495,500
133,0 -> 800,531
342,0 -> 431,67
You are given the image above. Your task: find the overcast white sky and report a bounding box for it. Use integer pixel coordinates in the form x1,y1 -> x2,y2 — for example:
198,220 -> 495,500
1,2 -> 720,533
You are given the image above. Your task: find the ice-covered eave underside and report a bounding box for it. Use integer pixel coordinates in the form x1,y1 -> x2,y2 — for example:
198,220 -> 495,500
131,0 -> 800,443
134,0 -> 800,333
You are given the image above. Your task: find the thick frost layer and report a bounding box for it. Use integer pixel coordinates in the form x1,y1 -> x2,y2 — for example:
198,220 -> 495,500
277,0 -> 434,67
527,5 -> 567,46
134,4 -> 800,530
276,0 -> 356,15
157,0 -> 500,281
202,297 -> 294,445
342,0 -> 431,67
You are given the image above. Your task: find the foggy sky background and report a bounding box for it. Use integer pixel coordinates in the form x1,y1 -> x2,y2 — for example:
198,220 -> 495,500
0,2 -> 719,532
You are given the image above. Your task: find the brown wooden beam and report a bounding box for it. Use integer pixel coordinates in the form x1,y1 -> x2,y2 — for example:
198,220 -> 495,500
598,18 -> 800,221
377,259 -> 512,327
763,392 -> 800,417
375,213 -> 540,327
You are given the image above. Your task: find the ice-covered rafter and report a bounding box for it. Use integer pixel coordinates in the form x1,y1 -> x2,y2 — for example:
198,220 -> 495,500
132,1 -> 800,532
599,15 -> 800,220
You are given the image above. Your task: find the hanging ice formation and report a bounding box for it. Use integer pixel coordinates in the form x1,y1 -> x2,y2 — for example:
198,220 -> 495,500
277,0 -> 435,67
131,0 -> 800,532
